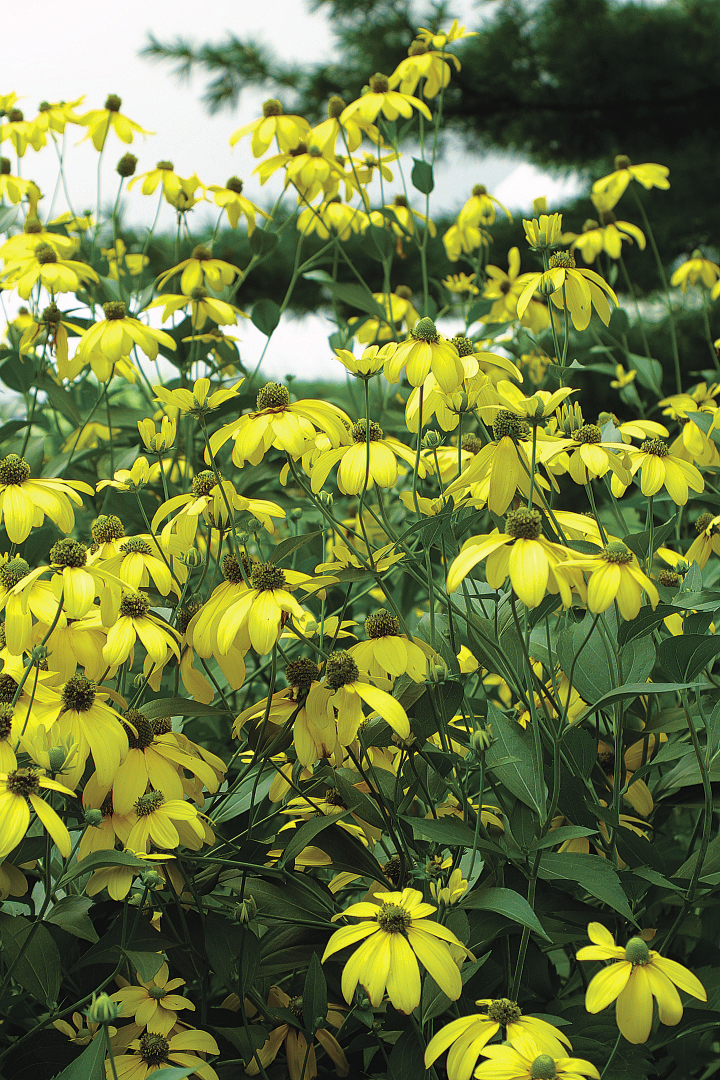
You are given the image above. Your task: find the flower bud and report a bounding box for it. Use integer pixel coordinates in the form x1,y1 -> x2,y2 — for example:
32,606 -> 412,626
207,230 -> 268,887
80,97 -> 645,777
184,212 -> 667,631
117,153 -> 138,177
180,548 -> 204,567
84,808 -> 104,827
234,895 -> 258,923
86,993 -> 120,1025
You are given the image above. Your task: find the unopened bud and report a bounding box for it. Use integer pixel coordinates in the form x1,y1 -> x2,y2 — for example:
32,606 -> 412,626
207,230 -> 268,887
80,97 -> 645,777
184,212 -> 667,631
234,895 -> 258,923
317,490 -> 334,508
86,993 -> 120,1025
181,548 -> 204,567
471,727 -> 493,755
421,430 -> 442,449
84,808 -> 104,827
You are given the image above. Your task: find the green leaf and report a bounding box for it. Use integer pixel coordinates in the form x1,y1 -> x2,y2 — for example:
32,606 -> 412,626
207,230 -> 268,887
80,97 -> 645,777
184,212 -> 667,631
617,605 -> 675,646
268,530 -> 321,565
530,826 -> 598,851
204,913 -> 261,992
658,634 -> 720,681
141,698 -> 231,719
0,913 -> 61,1005
466,298 -> 494,324
406,815 -> 476,848
325,281 -> 389,319
45,896 -> 99,943
485,703 -> 545,815
251,297 -> 281,336
279,812 -> 352,867
411,158 -> 434,194
213,1027 -> 268,1063
623,514 -> 677,563
302,822 -> 389,884
573,682 -> 689,723
366,224 -> 395,261
389,1028 -> 425,1080
460,887 -> 550,940
38,375 -> 83,428
626,352 -> 663,396
56,848 -> 171,889
124,950 -> 165,982
148,1069 -> 198,1080
51,1033 -> 106,1080
249,228 -> 279,256
538,852 -> 636,923
303,951 -> 328,1033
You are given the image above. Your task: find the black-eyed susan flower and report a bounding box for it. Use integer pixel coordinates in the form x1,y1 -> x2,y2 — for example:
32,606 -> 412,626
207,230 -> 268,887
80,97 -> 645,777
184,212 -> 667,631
255,141 -> 351,203
230,98 -> 310,157
309,94 -> 382,155
543,421 -> 631,486
0,107 -> 43,156
443,413 -> 541,516
94,533 -> 177,598
592,154 -> 669,211
111,962 -> 195,1035
0,160 -> 40,207
685,511 -> 720,568
37,675 -> 129,790
0,555 -> 60,655
475,1035 -> 599,1080
517,251 -> 618,331
566,542 -> 659,621
209,381 -> 351,467
155,244 -> 241,294
96,456 -> 152,493
341,72 -> 432,125
416,19 -> 478,47
106,1028 -> 219,1080
349,610 -> 433,682
577,922 -> 706,1044
298,197 -> 370,242
446,508 -> 582,609
76,301 -> 176,364
309,417 -> 424,495
610,436 -> 703,503
49,537 -> 120,620
389,38 -> 459,99
126,789 -> 209,853
0,454 -> 92,544
1,243 -> 99,300
384,317 -> 464,394
206,176 -> 268,232
322,886 -> 467,1014
101,238 -> 148,280
102,591 -> 180,669
323,650 -> 410,744
19,302 -> 86,377
370,194 -> 436,247
78,94 -> 153,150
425,999 -> 571,1080
0,766 -> 73,860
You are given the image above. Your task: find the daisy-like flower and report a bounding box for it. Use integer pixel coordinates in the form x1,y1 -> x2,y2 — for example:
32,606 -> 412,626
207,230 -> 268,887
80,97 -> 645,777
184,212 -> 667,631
592,154 -> 670,211
523,213 -> 563,251
389,38 -> 460,99
1,243 -> 99,301
458,183 -> 512,228
209,381 -> 351,467
127,160 -> 201,205
0,454 -> 92,544
245,985 -> 348,1080
350,287 -> 419,343
145,288 -> 247,331
102,591 -> 180,669
35,675 -> 127,788
230,98 -> 309,157
298,197 -> 370,242
443,272 -> 479,295
446,508 -> 582,610
153,376 -> 241,418
0,107 -> 44,156
517,251 -> 618,332
384,317 -> 464,394
577,922 -> 706,1044
0,766 -> 73,860
75,301 -> 176,364
105,1028 -> 219,1080
370,194 -> 436,246
78,94 -> 153,151
322,886 -> 467,1014
565,541 -> 659,621
97,456 -> 152,494
19,302 -> 83,377
685,511 -> 720,568
126,789 -> 209,853
443,220 -> 489,263
416,20 -> 478,48
206,175 -> 268,232
1,216 -> 78,262
543,421 -> 631,486
99,237 -> 147,279
255,142 -> 352,203
610,436 -> 703,503
670,248 -> 720,292
215,561 -> 309,656
309,94 -> 383,155
334,343 -> 394,380
155,244 -> 241,294
322,650 -> 410,744
475,1035 -> 599,1080
49,537 -> 123,620
309,417 -> 425,495
425,998 -> 571,1080
0,159 -> 40,207
563,211 -> 645,264
0,555 -> 62,655
111,962 -> 195,1035
349,609 -> 433,682
341,72 -> 432,126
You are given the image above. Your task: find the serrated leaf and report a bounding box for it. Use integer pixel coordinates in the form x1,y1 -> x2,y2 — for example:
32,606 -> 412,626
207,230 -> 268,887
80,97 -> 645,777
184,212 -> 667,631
251,298 -> 281,336
411,158 -> 434,194
0,913 -> 61,1005
538,852 -> 636,923
461,886 -> 550,940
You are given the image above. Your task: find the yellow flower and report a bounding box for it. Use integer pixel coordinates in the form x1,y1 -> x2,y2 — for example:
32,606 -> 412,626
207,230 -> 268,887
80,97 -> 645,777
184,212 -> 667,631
371,194 -> 436,244
105,1029 -> 219,1080
0,767 -> 73,860
97,456 -> 152,493
127,160 -> 201,205
446,508 -> 582,609
255,142 -> 352,203
425,999 -> 571,1080
577,922 -> 706,1044
564,213 -> 645,263
341,72 -> 432,125
611,436 -> 703,504
111,962 -> 195,1035
246,985 -> 348,1080
126,790 -> 209,853
0,164 -> 40,208
207,176 -> 268,232
297,198 -> 369,241
76,301 -> 176,364
443,220 -> 489,262
153,376 -> 241,417
334,343 -> 394,379
101,238 -> 149,280
0,453 -> 92,544
567,542 -> 659,621
592,154 -> 670,211
145,289 -> 247,332
138,416 -> 177,454
214,562 -> 309,656
389,39 -> 460,99
494,380 -> 576,421
1,243 -> 99,301
542,422 -> 631,486
350,288 -> 419,343
322,886 -> 467,1013
349,609 -> 434,682
155,244 -> 241,294
416,20 -> 478,47
517,251 -> 618,331
103,591 -> 180,669
475,1036 -> 599,1080
0,555 -> 62,655
444,272 -> 479,295
459,184 -> 512,228
230,98 -> 309,157
670,248 -> 720,292
523,213 -> 563,251
385,317 -> 464,394
610,365 -> 636,389
78,94 -> 153,151
0,107 -> 43,156
310,417 -> 424,495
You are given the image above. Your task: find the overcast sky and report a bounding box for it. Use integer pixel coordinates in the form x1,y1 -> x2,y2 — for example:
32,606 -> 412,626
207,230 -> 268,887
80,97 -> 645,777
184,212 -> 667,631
2,0 -> 582,380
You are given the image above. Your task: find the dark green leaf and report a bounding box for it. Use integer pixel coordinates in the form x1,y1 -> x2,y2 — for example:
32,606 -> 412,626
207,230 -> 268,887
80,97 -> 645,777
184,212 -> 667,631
51,1033 -> 106,1080
623,514 -> 677,563
0,913 -> 61,1005
538,852 -> 636,923
213,1027 -> 268,1062
626,352 -> 663,396
249,228 -> 279,256
658,634 -> 720,681
279,812 -> 352,868
56,848 -> 171,889
485,703 -> 545,814
617,605 -> 675,646
251,298 -> 281,336
204,913 -> 261,992
411,158 -> 434,194
574,682 -> 689,723
45,896 -> 99,943
406,815 -> 476,847
530,826 -> 598,851
142,698 -> 231,719
124,951 -> 165,982
466,299 -> 494,324
461,887 -> 550,940
366,224 -> 395,261
303,952 -> 328,1033
388,1028 -> 425,1080
268,530 -> 321,565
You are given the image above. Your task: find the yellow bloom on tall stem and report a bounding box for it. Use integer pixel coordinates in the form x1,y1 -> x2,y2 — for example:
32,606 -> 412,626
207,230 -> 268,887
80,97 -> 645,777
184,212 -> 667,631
577,922 -> 706,1044
0,454 -> 92,544
76,301 -> 176,364
126,790 -> 208,853
111,962 -> 195,1035
475,1035 -> 600,1080
385,317 -> 464,394
207,176 -> 268,232
230,98 -> 310,157
389,39 -> 460,99
323,650 -> 410,744
103,592 -> 180,669
78,94 -> 153,151
322,887 -> 467,1014
610,436 -> 703,504
105,1028 -> 219,1080
1,243 -> 100,300
340,72 -> 432,125
310,417 -> 424,495
215,562 -> 308,656
517,251 -> 618,331
0,766 -> 73,860
349,609 -> 433,682
565,542 -> 659,621
592,154 -> 670,211
155,244 -> 241,294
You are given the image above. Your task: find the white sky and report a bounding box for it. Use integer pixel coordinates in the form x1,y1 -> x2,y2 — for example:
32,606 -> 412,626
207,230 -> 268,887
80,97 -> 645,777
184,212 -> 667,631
2,0 -> 582,381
